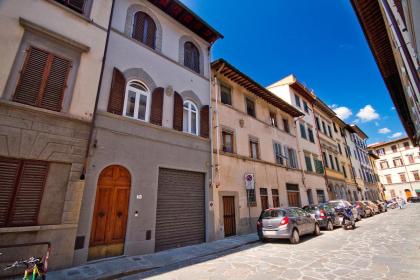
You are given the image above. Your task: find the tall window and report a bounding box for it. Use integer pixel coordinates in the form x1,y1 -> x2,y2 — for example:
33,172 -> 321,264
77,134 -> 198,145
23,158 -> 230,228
335,157 -> 340,172
269,111 -> 277,127
13,46 -> 71,112
322,152 -> 329,168
286,147 -> 298,168
399,173 -> 407,182
272,189 -> 280,208
249,139 -> 259,159
314,159 -> 324,174
316,190 -> 326,203
273,142 -> 284,165
393,157 -> 403,167
246,189 -> 256,206
338,143 -> 342,154
322,121 -> 327,134
412,171 -> 420,181
246,98 -> 256,117
329,154 -> 335,170
303,101 -> 310,114
391,145 -> 397,153
294,94 -> 301,108
385,175 -> 392,184
132,12 -> 156,49
300,123 -> 307,139
403,141 -> 410,150
308,127 -> 315,143
123,81 -> 150,122
260,188 -> 269,211
380,161 -> 389,169
184,41 -> 200,73
222,130 -> 234,153
315,117 -> 321,130
305,154 -> 313,172
327,125 -> 333,138
220,84 -> 232,105
342,165 -> 347,178
183,100 -> 198,135
407,154 -> 414,164
283,118 -> 290,133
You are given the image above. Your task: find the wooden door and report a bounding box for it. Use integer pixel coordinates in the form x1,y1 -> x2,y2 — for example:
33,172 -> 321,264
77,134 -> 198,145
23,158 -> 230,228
287,191 -> 300,207
89,165 -> 130,260
223,196 -> 236,237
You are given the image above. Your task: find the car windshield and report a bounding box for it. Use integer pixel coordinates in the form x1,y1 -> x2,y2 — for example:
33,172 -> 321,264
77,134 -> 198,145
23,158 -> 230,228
321,204 -> 333,211
261,209 -> 285,219
328,201 -> 342,208
303,206 -> 318,211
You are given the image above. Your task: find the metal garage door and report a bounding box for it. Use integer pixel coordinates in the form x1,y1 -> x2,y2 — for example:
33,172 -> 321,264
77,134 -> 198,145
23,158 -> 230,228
155,168 -> 205,251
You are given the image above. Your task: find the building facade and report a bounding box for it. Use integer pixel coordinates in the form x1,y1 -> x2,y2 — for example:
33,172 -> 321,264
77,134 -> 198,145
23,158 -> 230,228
267,75 -> 329,205
74,0 -> 222,265
211,60 -> 303,239
368,137 -> 420,200
0,0 -> 112,272
351,0 -> 420,146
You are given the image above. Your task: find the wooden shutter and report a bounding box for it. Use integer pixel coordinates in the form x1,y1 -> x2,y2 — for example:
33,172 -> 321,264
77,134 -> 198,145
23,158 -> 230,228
40,55 -> 71,111
0,157 -> 21,227
14,47 -> 71,112
67,0 -> 85,13
14,47 -> 49,106
145,17 -> 156,49
8,160 -> 49,226
150,87 -> 164,126
107,68 -> 126,115
200,105 -> 209,138
173,92 -> 183,131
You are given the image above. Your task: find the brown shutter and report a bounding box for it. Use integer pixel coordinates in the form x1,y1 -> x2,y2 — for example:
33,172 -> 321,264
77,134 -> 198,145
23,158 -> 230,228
40,55 -> 71,112
107,68 -> 126,115
173,91 -> 183,131
150,87 -> 164,126
0,157 -> 21,227
200,105 -> 209,138
8,160 -> 49,226
67,0 -> 85,13
132,12 -> 146,41
146,17 -> 156,49
14,47 -> 49,107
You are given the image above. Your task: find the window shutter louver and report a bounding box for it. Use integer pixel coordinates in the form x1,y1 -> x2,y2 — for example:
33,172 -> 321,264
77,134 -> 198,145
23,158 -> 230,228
150,87 -> 164,126
0,158 -> 21,227
200,105 -> 209,138
184,42 -> 200,73
41,55 -> 71,112
14,47 -> 71,112
67,0 -> 85,13
107,67 -> 126,115
145,18 -> 156,49
8,160 -> 48,226
14,47 -> 49,107
173,91 -> 183,131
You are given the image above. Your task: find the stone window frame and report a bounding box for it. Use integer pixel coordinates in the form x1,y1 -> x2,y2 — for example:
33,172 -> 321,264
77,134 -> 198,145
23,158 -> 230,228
179,35 -> 205,75
125,4 -> 163,52
46,0 -> 94,19
4,19 -> 84,113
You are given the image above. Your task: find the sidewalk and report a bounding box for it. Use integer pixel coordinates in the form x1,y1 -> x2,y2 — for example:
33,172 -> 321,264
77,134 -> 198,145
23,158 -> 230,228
48,233 -> 259,280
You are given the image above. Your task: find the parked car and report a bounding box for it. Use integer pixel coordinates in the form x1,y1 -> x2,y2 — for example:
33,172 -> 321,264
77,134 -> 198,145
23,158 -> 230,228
354,201 -> 373,218
363,200 -> 380,214
407,197 -> 420,203
257,207 -> 320,244
327,200 -> 359,221
373,200 -> 387,212
303,203 -> 341,230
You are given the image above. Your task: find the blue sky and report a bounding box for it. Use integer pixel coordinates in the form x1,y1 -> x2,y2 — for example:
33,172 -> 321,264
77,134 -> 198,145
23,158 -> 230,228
181,0 -> 406,144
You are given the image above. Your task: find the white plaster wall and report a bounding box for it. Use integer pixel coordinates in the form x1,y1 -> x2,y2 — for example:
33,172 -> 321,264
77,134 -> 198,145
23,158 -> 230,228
0,0 -> 111,120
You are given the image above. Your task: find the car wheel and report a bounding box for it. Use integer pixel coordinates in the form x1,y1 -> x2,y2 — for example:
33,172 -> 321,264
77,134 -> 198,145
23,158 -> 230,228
327,220 -> 334,231
313,223 -> 321,236
290,229 -> 300,244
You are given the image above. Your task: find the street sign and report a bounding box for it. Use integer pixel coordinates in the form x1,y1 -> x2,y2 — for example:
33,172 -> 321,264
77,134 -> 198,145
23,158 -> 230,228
245,173 -> 255,190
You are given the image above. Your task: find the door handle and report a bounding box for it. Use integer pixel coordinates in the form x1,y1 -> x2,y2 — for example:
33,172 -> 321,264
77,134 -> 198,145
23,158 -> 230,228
98,211 -> 105,218
117,211 -> 123,218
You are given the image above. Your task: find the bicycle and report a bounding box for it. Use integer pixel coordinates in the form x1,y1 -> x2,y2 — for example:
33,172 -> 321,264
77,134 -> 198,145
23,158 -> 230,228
2,244 -> 50,280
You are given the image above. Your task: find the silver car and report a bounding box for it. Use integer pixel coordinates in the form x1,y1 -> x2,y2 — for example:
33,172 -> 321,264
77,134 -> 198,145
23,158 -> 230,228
257,207 -> 320,244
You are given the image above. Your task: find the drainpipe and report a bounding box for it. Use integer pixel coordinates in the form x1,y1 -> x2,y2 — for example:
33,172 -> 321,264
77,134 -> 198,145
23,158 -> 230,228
312,100 -> 330,201
81,0 -> 115,180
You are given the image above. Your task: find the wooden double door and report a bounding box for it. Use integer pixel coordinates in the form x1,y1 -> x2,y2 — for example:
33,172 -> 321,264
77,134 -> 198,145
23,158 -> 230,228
223,196 -> 236,237
89,165 -> 131,260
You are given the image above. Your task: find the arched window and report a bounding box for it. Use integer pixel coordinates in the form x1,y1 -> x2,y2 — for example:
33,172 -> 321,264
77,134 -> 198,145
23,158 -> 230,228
123,81 -> 151,122
132,11 -> 156,49
184,42 -> 200,73
183,100 -> 198,135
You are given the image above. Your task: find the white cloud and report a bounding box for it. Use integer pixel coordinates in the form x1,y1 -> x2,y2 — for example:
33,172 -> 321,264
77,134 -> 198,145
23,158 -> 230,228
378,128 -> 391,134
333,106 -> 353,120
388,132 -> 402,139
356,105 -> 380,122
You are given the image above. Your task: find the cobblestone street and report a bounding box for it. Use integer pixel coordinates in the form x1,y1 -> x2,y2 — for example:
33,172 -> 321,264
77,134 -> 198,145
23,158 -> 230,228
124,204 -> 420,280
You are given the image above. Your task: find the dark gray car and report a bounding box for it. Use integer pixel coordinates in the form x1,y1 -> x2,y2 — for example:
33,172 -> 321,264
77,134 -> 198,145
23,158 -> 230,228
257,207 -> 320,244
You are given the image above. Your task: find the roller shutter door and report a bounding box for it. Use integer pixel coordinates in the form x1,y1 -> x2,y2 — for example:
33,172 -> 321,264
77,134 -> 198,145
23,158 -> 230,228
155,168 -> 205,251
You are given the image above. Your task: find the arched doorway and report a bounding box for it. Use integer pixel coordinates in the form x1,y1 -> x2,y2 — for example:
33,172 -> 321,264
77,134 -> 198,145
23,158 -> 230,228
405,189 -> 412,200
88,165 -> 131,260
